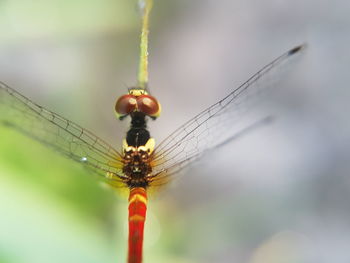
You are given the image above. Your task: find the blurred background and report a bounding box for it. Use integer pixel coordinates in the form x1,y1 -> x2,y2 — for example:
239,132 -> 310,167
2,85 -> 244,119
0,0 -> 349,262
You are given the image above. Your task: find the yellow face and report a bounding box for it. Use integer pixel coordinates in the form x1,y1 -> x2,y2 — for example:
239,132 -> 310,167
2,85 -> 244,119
128,88 -> 148,97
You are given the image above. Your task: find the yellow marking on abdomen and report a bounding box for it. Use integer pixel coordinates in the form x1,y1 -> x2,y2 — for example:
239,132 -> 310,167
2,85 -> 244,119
129,214 -> 146,222
129,193 -> 147,205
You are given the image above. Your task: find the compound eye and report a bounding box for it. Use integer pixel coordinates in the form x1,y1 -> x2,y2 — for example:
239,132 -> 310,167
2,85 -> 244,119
115,94 -> 137,116
136,94 -> 161,117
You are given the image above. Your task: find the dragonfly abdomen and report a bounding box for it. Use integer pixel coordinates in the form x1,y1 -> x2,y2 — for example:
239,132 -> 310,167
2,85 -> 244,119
128,187 -> 148,263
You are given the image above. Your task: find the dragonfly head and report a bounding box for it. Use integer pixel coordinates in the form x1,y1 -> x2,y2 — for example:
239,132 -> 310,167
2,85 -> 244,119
115,87 -> 161,120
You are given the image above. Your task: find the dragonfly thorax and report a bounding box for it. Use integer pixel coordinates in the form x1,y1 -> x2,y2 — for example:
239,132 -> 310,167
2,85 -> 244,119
122,139 -> 155,188
126,112 -> 150,147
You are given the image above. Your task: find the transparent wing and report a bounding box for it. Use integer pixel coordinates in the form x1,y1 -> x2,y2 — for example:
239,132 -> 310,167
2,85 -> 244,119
149,45 -> 305,184
0,82 -> 127,184
148,116 -> 274,186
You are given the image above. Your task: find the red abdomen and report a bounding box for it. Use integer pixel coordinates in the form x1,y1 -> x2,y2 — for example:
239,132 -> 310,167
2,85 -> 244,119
128,187 -> 148,263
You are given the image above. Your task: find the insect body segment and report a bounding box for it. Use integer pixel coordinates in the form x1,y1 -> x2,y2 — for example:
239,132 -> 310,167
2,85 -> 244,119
128,187 -> 148,263
122,137 -> 155,188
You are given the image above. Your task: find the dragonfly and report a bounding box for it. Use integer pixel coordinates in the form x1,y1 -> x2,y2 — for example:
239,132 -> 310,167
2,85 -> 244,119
0,1 -> 305,262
